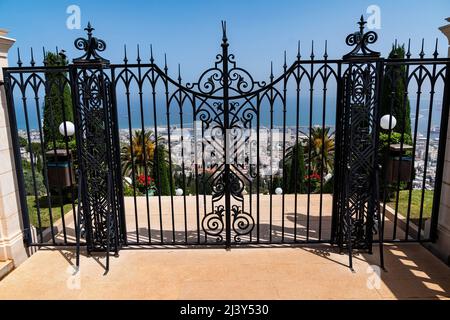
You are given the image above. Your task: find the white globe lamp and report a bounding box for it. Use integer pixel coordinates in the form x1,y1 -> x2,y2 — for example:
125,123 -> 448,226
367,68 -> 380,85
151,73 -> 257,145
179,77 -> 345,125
380,115 -> 397,131
59,121 -> 75,137
175,188 -> 183,196
275,187 -> 283,195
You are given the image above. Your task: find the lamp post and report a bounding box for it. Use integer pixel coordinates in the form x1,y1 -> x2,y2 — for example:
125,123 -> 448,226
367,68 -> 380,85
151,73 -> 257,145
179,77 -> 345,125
45,121 -> 76,190
380,113 -> 413,187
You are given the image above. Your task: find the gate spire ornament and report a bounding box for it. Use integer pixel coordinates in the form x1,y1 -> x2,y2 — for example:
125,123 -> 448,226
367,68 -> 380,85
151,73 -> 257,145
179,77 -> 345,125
73,22 -> 110,64
222,20 -> 228,44
343,15 -> 380,59
71,23 -> 124,273
335,16 -> 384,270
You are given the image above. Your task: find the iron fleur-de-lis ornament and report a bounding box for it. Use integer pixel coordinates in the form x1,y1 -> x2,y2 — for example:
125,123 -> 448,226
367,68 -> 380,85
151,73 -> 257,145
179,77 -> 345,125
343,15 -> 380,59
73,22 -> 109,64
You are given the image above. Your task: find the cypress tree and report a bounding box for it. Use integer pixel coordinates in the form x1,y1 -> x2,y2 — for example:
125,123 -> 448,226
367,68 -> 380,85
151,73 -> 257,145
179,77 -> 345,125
153,144 -> 173,196
380,45 -> 412,142
284,142 -> 307,194
43,52 -> 74,150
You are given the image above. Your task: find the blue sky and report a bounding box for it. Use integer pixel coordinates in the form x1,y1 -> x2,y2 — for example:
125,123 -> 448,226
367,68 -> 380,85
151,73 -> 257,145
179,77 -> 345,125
1,0 -> 449,81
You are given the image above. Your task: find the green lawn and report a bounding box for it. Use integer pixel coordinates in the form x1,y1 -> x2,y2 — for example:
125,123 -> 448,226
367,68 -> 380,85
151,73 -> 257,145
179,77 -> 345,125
27,195 -> 75,229
387,189 -> 434,220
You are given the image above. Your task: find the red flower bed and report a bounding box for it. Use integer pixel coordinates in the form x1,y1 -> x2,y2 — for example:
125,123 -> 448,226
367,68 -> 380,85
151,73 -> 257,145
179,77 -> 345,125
136,174 -> 154,189
304,172 -> 321,181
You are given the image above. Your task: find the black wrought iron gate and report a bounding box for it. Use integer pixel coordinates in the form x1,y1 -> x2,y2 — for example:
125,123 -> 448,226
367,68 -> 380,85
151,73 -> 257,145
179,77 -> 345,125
3,17 -> 450,271
70,29 -> 126,257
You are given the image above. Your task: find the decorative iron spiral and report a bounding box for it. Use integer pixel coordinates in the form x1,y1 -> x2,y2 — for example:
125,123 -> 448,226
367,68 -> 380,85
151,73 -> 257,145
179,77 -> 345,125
231,205 -> 255,242
202,205 -> 225,242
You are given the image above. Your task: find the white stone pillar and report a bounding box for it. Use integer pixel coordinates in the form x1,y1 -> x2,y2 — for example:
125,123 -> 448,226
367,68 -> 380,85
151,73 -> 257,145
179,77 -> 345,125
0,29 -> 29,266
431,18 -> 450,265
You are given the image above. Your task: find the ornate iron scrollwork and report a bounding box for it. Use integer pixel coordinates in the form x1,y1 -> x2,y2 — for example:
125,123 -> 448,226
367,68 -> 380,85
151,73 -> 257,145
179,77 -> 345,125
232,205 -> 255,242
335,18 -> 382,268
198,21 -> 259,245
343,15 -> 380,60
72,25 -> 124,270
202,205 -> 225,242
73,22 -> 110,64
186,22 -> 265,99
2,16 -> 401,273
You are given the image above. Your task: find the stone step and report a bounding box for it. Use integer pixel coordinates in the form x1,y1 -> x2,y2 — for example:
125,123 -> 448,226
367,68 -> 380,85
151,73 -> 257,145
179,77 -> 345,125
0,260 -> 14,280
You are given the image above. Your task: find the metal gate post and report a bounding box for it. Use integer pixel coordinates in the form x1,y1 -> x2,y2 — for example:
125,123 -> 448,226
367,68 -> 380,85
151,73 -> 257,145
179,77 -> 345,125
374,58 -> 385,269
109,68 -> 128,245
70,23 -> 124,269
337,16 -> 383,269
221,21 -> 231,248
331,62 -> 343,244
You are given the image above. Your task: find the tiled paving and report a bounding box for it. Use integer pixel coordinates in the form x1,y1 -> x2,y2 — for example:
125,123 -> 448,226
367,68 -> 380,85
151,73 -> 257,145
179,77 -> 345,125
0,243 -> 449,299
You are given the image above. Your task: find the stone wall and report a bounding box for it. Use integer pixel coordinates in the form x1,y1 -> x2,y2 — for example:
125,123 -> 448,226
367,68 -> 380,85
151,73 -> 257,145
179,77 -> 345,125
0,29 -> 29,266
428,18 -> 450,265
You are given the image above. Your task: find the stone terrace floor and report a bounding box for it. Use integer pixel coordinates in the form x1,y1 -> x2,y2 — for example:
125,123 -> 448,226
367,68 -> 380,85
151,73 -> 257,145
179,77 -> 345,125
0,243 -> 449,299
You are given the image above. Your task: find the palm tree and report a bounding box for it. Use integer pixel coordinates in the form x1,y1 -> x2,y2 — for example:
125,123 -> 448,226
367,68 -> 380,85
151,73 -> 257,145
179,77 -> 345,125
121,130 -> 156,177
304,127 -> 335,175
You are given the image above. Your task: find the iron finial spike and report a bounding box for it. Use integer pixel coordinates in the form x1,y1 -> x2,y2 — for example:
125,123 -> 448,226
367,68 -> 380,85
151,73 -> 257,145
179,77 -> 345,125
150,44 -> 154,63
55,46 -> 61,65
324,40 -> 328,60
270,61 -> 274,81
310,40 -> 315,60
164,53 -> 168,73
358,15 -> 366,34
433,38 -> 439,59
394,39 -> 398,49
17,47 -> 22,67
283,50 -> 287,69
42,46 -> 47,65
85,21 -> 94,37
123,44 -> 128,64
30,47 -> 35,66
222,20 -> 227,43
136,44 -> 141,63
406,39 -> 411,59
297,40 -> 301,60
420,38 -> 425,59
178,63 -> 181,83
